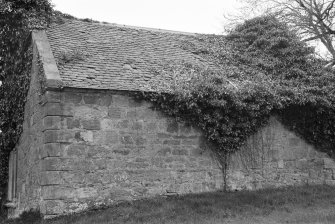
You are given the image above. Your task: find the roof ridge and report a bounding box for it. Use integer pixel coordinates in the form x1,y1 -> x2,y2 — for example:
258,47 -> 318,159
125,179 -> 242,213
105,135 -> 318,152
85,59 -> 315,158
72,19 -> 199,36
102,23 -> 199,36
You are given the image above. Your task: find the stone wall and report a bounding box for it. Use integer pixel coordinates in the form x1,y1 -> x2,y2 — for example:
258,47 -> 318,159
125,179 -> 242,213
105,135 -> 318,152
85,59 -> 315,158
39,89 -> 223,217
228,117 -> 335,190
11,76 -> 335,218
8,41 -> 45,218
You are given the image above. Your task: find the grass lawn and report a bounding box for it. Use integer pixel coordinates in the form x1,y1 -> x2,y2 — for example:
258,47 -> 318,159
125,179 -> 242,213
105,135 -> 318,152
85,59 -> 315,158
2,185 -> 335,224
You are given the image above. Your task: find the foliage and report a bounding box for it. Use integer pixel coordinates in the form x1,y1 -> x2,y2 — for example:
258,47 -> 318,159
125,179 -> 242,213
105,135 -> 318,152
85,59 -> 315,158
228,16 -> 335,156
57,49 -> 88,68
141,16 -> 335,185
233,0 -> 335,65
0,0 -> 53,206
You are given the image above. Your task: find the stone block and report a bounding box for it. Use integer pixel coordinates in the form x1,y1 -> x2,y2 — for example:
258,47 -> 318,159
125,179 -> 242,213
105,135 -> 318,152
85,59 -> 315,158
67,202 -> 89,214
277,160 -> 284,169
62,172 -> 85,184
126,161 -> 149,169
190,147 -> 205,157
82,119 -> 101,130
310,158 -> 324,169
63,92 -> 82,104
324,158 -> 335,169
95,131 -> 119,145
135,136 -> 146,146
66,118 -> 80,129
121,135 -> 134,145
296,159 -> 309,170
182,139 -> 198,146
135,157 -> 148,163
325,180 -> 335,185
44,103 -> 62,116
43,91 -> 61,103
116,120 -> 129,129
44,102 -> 73,117
163,139 -> 180,145
75,187 -> 98,199
73,105 -> 105,119
288,137 -> 301,147
65,144 -> 87,158
108,107 -> 123,119
62,103 -> 74,116
42,186 -> 75,200
131,120 -> 143,131
31,111 -> 43,126
128,97 -> 144,107
269,150 -> 280,162
308,169 -> 323,179
316,152 -> 329,158
75,131 -> 94,142
174,135 -> 198,140
99,95 -> 113,106
157,147 -> 172,156
324,169 -> 333,180
41,158 -> 73,171
180,123 -> 192,135
113,149 -> 130,156
84,172 -> 103,184
101,119 -> 115,130
43,116 -> 62,130
44,130 -> 75,143
72,159 -> 94,172
40,171 -> 63,185
107,160 -> 128,170
87,145 -> 109,158
136,108 -> 157,119
43,200 -> 66,215
157,133 -> 172,139
112,95 -> 129,107
93,159 -> 107,170
83,95 -> 100,104
172,148 -> 189,156
145,122 -> 158,132
199,160 -> 212,167
126,110 -> 137,119
133,187 -> 148,196
167,119 -> 179,133
150,157 -> 165,168
41,143 -> 62,158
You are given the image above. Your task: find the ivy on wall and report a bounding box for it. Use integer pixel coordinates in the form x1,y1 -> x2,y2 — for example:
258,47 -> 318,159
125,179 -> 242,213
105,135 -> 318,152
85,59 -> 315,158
140,16 -> 335,187
0,0 -> 52,207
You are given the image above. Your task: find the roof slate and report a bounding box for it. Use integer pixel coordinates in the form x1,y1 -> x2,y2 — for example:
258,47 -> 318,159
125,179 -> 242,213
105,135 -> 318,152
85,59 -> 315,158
46,19 -> 223,91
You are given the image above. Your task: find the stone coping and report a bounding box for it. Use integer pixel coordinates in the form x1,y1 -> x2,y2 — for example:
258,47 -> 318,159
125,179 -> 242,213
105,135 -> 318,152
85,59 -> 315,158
32,30 -> 63,90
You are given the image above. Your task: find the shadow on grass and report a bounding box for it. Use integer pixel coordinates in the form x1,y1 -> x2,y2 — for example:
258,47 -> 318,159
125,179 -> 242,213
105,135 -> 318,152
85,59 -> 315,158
3,184 -> 335,224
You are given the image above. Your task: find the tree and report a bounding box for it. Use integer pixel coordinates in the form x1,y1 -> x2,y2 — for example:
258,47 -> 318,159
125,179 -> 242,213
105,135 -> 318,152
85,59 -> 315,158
0,0 -> 53,212
231,0 -> 335,67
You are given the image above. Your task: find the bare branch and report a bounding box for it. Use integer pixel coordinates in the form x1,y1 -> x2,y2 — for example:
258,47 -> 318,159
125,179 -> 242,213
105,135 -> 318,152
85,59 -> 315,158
232,0 -> 335,63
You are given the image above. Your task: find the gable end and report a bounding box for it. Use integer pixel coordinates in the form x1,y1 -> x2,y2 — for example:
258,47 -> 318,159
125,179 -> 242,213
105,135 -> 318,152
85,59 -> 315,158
32,30 -> 63,90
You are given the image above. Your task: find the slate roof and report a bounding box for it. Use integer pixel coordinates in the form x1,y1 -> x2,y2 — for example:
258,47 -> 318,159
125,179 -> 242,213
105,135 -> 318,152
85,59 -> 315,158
46,19 -> 225,91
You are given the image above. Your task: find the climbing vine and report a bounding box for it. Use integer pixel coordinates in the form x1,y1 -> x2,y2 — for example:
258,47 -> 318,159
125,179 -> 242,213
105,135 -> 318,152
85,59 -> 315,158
141,16 -> 335,187
0,0 -> 53,205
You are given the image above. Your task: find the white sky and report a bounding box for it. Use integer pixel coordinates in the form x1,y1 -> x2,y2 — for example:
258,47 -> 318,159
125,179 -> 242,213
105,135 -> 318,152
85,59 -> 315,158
52,0 -> 243,34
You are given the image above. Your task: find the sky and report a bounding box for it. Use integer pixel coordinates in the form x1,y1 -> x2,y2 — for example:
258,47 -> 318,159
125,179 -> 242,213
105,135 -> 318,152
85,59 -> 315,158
52,0 -> 243,34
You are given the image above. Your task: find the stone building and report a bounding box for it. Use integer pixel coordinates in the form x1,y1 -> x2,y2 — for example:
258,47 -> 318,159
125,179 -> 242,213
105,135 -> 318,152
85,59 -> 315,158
6,19 -> 335,218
